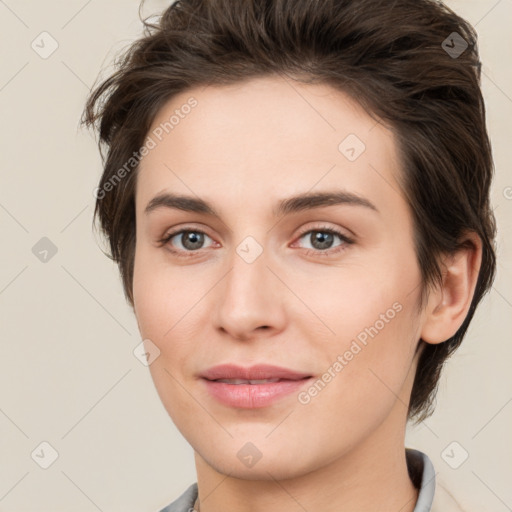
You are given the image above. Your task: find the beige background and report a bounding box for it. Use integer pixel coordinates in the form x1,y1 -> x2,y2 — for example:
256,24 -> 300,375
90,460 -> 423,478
0,0 -> 510,510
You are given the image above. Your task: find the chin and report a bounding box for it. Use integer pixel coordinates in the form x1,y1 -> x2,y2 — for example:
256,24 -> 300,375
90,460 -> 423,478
203,452 -> 308,481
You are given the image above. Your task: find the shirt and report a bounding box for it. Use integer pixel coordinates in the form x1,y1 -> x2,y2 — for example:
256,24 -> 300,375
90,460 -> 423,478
157,448 -> 465,512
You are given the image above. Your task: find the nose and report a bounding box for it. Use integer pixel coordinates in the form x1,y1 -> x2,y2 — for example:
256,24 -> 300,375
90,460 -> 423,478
212,244 -> 287,341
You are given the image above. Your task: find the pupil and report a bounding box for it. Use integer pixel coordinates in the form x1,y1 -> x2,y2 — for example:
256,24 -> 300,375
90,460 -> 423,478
312,231 -> 333,250
183,232 -> 204,250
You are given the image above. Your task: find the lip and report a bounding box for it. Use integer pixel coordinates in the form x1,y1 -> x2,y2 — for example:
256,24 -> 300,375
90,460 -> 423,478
201,363 -> 312,381
200,364 -> 313,408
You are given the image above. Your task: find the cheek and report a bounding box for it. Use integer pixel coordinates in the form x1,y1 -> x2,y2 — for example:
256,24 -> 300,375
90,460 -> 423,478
293,247 -> 421,398
132,251 -> 159,339
133,253 -> 178,357
295,306 -> 418,445
133,253 -> 198,422
292,261 -> 416,341
132,248 -> 207,379
132,244 -> 182,331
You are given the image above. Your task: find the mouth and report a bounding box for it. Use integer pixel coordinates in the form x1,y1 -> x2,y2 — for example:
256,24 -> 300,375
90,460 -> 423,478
200,364 -> 313,408
200,363 -> 312,381
211,378 -> 296,384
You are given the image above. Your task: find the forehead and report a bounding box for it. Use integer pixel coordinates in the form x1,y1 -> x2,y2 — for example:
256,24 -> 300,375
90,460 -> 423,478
136,75 -> 404,215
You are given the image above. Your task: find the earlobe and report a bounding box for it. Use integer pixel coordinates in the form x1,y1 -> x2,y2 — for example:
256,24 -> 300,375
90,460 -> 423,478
420,232 -> 482,345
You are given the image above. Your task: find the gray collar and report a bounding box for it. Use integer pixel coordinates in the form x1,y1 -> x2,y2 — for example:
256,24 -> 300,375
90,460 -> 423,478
408,448 -> 436,511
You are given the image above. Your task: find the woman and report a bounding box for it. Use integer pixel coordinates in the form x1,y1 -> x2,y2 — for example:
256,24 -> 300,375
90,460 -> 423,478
81,0 -> 497,510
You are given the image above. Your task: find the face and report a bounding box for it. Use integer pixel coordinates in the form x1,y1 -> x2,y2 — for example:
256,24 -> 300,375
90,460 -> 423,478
133,75 -> 425,480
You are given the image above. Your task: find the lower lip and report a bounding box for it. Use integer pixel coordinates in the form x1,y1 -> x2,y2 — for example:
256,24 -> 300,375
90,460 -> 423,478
202,378 -> 312,408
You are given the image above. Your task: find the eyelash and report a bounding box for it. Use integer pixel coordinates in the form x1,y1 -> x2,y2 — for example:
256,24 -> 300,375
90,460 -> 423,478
157,225 -> 354,259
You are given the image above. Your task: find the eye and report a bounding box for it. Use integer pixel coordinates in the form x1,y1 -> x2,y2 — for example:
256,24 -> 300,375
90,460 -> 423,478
158,224 -> 354,258
158,229 -> 215,257
294,226 -> 354,256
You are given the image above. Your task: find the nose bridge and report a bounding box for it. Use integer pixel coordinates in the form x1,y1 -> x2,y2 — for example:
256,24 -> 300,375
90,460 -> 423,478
213,235 -> 284,337
224,238 -> 272,308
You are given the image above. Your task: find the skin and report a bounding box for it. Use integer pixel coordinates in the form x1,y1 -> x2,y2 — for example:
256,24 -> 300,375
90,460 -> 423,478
132,75 -> 481,512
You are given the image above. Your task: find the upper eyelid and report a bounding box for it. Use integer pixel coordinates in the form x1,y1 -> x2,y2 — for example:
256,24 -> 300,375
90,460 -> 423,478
296,225 -> 351,238
164,222 -> 349,238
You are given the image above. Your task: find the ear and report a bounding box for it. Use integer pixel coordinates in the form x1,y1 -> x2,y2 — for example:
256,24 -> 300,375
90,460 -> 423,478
420,232 -> 483,345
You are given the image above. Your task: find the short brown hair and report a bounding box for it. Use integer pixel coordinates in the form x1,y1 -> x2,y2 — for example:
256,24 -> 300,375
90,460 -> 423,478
81,0 -> 497,423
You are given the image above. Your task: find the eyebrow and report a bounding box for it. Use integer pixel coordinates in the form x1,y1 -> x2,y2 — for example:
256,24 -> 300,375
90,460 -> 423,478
144,190 -> 379,218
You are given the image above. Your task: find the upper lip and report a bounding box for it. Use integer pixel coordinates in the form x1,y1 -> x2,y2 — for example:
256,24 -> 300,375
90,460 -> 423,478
201,364 -> 312,381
